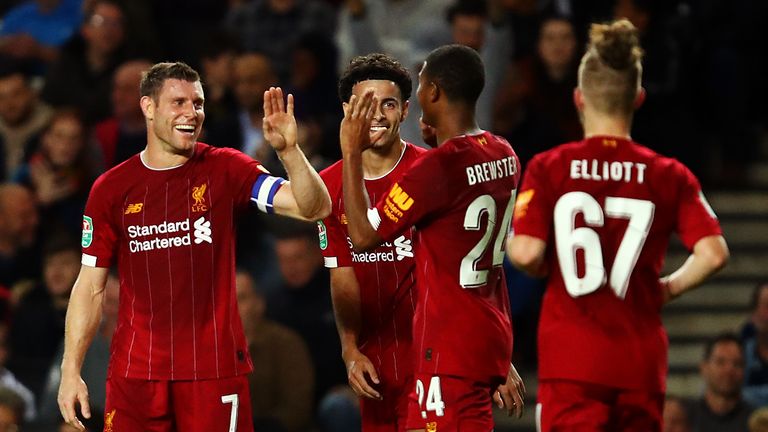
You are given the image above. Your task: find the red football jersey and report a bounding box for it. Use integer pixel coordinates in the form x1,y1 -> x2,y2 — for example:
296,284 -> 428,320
82,143 -> 268,381
512,135 -> 722,392
371,132 -> 519,383
319,142 -> 426,388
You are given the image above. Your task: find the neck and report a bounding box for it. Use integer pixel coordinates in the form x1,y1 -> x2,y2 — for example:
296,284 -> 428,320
581,109 -> 632,140
142,139 -> 193,169
704,390 -> 739,416
434,104 -> 481,146
362,139 -> 404,178
546,63 -> 569,82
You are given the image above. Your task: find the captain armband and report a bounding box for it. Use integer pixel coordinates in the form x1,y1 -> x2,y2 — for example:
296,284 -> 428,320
250,175 -> 287,214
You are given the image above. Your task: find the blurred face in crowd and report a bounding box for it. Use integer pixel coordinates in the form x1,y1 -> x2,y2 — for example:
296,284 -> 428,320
291,48 -> 319,90
83,2 -> 125,57
275,236 -> 322,289
234,54 -> 275,113
538,18 -> 577,73
202,51 -> 235,91
142,79 -> 205,156
42,114 -> 85,168
348,80 -> 408,152
112,61 -> 151,123
701,340 -> 744,399
268,0 -> 295,13
663,399 -> 690,432
0,74 -> 34,127
451,14 -> 486,51
235,271 -> 265,326
44,249 -> 80,297
753,285 -> 768,340
0,186 -> 38,248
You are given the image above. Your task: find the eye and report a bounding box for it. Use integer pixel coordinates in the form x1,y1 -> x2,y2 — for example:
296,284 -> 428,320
383,101 -> 397,110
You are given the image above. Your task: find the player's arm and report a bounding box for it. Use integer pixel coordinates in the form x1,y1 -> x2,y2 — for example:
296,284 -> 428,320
330,267 -> 381,400
340,90 -> 385,251
507,234 -> 548,278
58,265 -> 109,431
262,87 -> 331,221
661,235 -> 728,303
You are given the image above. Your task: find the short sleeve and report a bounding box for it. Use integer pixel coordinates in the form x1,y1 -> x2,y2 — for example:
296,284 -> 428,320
81,176 -> 119,268
675,163 -> 722,249
318,214 -> 353,268
373,151 -> 450,242
512,155 -> 554,241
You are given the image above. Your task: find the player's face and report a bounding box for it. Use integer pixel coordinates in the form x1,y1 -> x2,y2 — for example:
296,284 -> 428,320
145,79 -> 205,156
416,64 -> 435,128
348,79 -> 407,151
702,341 -> 744,398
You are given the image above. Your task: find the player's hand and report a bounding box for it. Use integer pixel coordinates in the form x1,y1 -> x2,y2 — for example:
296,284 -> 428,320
493,362 -> 526,418
58,371 -> 91,431
344,349 -> 382,400
340,89 -> 383,155
263,87 -> 298,153
660,277 -> 678,304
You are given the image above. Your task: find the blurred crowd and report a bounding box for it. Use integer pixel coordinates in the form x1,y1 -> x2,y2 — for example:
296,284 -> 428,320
0,0 -> 766,430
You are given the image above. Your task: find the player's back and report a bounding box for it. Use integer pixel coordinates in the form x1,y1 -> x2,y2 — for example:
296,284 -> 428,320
401,131 -> 519,382
518,135 -> 719,391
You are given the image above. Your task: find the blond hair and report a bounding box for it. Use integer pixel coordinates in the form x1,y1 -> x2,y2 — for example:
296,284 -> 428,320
578,19 -> 644,116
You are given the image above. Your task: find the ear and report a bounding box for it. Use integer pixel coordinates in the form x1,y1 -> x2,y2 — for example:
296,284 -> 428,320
429,82 -> 440,103
573,88 -> 584,111
634,87 -> 646,109
140,96 -> 154,120
401,99 -> 410,121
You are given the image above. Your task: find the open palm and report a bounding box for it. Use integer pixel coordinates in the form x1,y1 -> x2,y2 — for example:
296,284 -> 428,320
263,87 -> 297,152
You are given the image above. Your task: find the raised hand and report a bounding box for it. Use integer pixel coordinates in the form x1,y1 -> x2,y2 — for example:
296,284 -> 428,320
262,87 -> 297,153
340,89 -> 383,155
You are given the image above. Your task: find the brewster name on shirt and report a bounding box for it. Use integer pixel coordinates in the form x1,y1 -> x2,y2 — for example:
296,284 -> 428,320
570,159 -> 647,184
466,156 -> 517,186
127,219 -> 191,252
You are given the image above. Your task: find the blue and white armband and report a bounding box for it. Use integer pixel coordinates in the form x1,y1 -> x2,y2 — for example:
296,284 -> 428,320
250,175 -> 287,214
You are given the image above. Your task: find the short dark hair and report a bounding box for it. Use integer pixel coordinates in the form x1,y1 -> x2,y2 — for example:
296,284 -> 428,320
140,62 -> 200,101
446,0 -> 487,24
422,44 -> 484,105
338,53 -> 412,103
702,333 -> 742,361
750,281 -> 768,311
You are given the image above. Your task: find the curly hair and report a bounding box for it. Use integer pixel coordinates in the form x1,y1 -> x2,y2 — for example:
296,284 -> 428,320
337,53 -> 412,103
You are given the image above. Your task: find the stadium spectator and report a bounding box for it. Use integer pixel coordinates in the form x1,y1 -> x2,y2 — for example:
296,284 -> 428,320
92,59 -> 152,168
13,109 -> 97,240
494,15 -> 582,165
41,0 -> 136,125
508,19 -> 728,431
0,68 -> 53,179
742,281 -> 768,407
226,0 -> 336,82
685,334 -> 753,432
0,184 -> 40,293
7,236 -> 79,401
0,325 -> 35,422
0,386 -> 24,432
267,227 -> 347,410
664,396 -> 691,432
0,0 -> 83,68
236,270 -> 314,432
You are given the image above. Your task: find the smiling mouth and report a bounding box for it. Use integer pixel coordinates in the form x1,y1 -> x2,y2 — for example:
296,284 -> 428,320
174,124 -> 196,134
370,126 -> 387,133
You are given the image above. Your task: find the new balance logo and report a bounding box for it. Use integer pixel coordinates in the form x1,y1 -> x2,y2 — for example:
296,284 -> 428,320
394,236 -> 413,261
193,216 -> 212,244
125,203 -> 143,214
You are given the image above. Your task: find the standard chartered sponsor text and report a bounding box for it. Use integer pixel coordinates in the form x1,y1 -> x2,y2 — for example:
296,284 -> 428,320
128,219 -> 192,252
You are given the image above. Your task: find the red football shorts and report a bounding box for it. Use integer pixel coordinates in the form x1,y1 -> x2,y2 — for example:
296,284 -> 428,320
360,377 -> 411,432
405,373 -> 495,432
536,379 -> 663,432
104,375 -> 254,432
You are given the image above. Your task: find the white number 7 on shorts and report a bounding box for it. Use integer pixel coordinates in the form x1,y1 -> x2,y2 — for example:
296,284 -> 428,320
221,394 -> 239,432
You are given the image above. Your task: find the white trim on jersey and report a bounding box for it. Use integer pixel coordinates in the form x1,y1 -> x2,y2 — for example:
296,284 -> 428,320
364,140 -> 408,181
323,257 -> 338,268
250,175 -> 286,214
82,253 -> 97,267
367,208 -> 381,230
